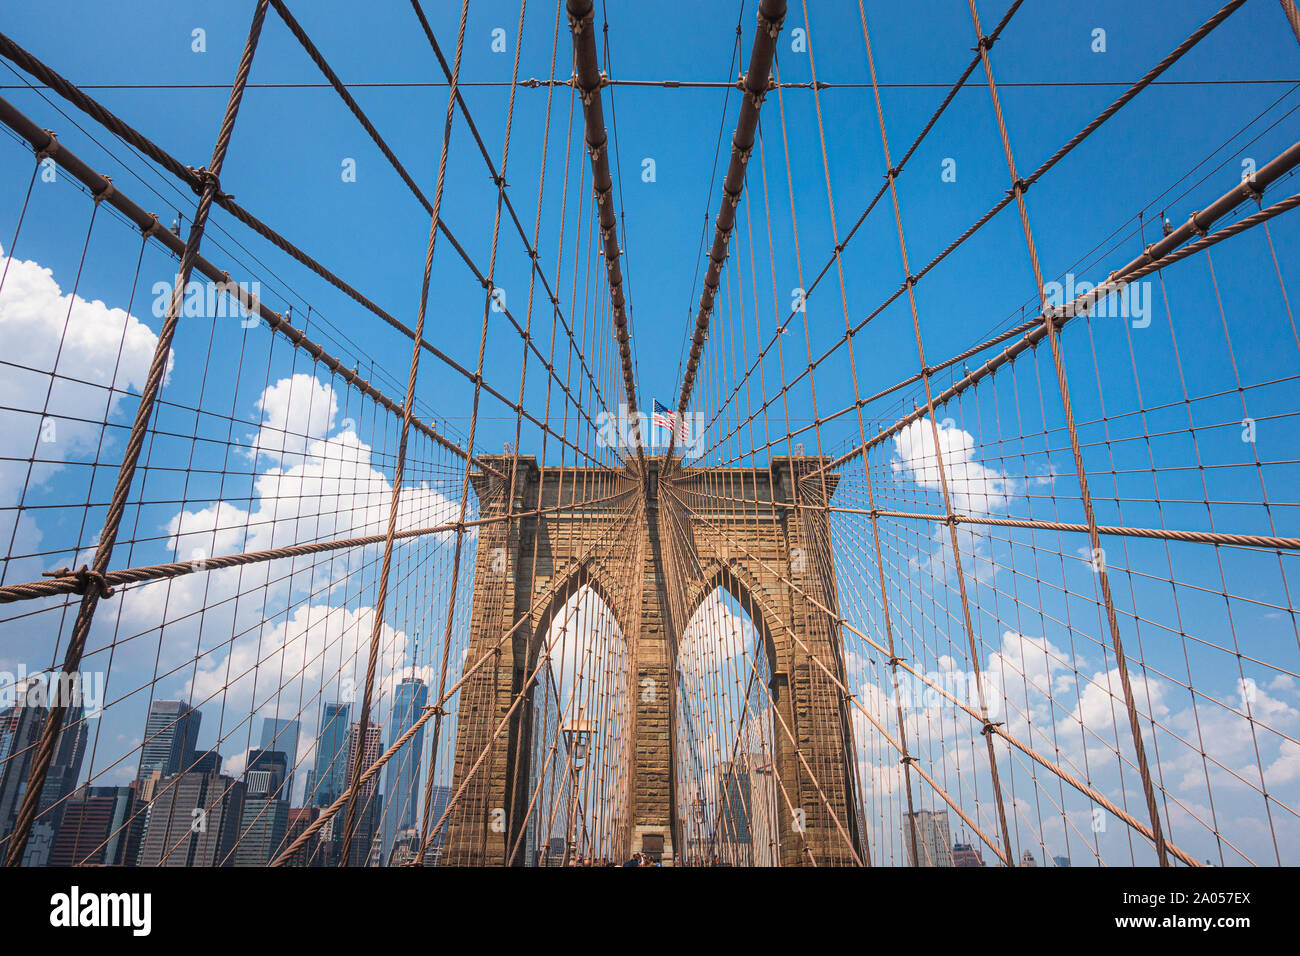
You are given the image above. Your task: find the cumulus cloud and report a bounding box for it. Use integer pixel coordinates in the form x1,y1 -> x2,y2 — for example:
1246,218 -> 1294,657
103,376 -> 463,717
892,418 -> 1016,515
246,373 -> 339,466
0,244 -> 171,554
891,418 -> 1016,587
162,378 -> 461,592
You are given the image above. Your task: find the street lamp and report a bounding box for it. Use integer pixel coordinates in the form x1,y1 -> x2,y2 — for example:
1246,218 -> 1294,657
691,793 -> 706,867
561,707 -> 594,864
562,706 -> 594,772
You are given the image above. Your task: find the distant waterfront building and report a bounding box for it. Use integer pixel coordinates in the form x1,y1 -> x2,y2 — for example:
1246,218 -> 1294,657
1052,855 -> 1071,868
258,717 -> 300,796
137,700 -> 201,780
1020,849 -> 1038,867
540,836 -> 567,867
952,841 -> 987,867
49,785 -> 144,866
381,677 -> 428,863
0,678 -> 88,865
748,755 -> 778,867
387,827 -> 421,866
902,809 -> 955,867
717,760 -> 753,865
235,749 -> 291,866
424,784 -> 452,855
136,750 -> 245,866
283,806 -> 324,866
308,702 -> 350,808
341,720 -> 382,866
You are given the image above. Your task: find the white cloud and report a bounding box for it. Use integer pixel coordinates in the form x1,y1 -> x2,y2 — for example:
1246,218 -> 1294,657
892,418 -> 1016,515
0,244 -> 171,553
246,373 -> 339,466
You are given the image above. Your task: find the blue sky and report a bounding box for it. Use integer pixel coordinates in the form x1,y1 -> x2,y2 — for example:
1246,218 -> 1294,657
0,0 -> 1298,866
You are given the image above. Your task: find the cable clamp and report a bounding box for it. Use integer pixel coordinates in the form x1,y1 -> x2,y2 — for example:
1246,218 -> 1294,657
187,165 -> 223,199
567,8 -> 594,35
35,129 -> 60,163
981,720 -> 1004,736
975,34 -> 997,53
1187,210 -> 1207,238
93,176 -> 116,205
44,565 -> 114,599
756,9 -> 786,38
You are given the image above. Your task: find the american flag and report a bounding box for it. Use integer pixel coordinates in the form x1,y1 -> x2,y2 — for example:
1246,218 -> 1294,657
653,399 -> 688,439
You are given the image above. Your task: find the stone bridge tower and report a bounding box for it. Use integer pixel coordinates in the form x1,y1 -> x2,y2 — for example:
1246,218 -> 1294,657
442,455 -> 862,866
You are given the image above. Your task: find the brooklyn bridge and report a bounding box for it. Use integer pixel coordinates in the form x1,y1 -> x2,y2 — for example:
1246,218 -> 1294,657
0,0 -> 1297,871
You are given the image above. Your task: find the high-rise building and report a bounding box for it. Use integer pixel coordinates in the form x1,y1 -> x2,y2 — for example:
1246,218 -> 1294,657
380,677 -> 428,863
1020,849 -> 1039,867
387,827 -> 421,867
49,785 -> 144,866
717,759 -> 754,865
136,750 -> 245,866
746,756 -> 778,867
283,806 -> 324,867
902,809 -> 955,867
234,749 -> 290,866
258,717 -> 300,797
952,841 -> 987,867
340,720 -> 382,866
308,702 -> 350,808
0,677 -> 88,865
137,700 -> 201,780
1052,855 -> 1071,868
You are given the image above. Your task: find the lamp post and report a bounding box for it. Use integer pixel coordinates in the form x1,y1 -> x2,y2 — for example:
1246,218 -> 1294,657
561,707 -> 593,865
691,793 -> 705,867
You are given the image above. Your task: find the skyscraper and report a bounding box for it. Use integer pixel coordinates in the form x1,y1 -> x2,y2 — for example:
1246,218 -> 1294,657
258,717 -> 300,798
49,785 -> 144,866
235,748 -> 290,866
341,720 -> 381,867
283,806 -> 324,866
308,702 -> 350,808
0,677 -> 88,865
717,759 -> 753,865
136,750 -> 245,866
902,809 -> 955,867
380,677 -> 427,863
748,755 -> 778,867
137,700 -> 201,780
952,841 -> 987,867
404,783 -> 455,865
